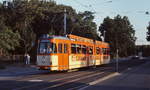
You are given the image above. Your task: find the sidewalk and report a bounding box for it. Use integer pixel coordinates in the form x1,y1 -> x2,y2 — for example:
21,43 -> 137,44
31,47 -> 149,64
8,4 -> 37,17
83,60 -> 150,90
0,64 -> 44,79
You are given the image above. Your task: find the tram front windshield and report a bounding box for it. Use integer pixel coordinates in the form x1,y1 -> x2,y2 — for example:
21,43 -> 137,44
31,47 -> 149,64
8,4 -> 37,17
38,42 -> 57,54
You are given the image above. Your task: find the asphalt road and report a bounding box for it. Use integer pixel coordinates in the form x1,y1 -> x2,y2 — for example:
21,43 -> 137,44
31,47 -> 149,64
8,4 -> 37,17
81,59 -> 150,90
0,58 -> 149,90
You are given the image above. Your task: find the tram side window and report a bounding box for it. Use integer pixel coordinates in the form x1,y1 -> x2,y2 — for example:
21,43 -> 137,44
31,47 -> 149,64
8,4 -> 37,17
71,44 -> 76,54
64,44 -> 68,53
58,43 -> 62,53
107,48 -> 110,55
96,47 -> 100,54
77,44 -> 82,54
106,48 -> 110,55
88,47 -> 93,54
106,48 -> 109,55
99,48 -> 102,54
82,45 -> 86,54
102,48 -> 104,54
103,48 -> 107,55
52,43 -> 57,53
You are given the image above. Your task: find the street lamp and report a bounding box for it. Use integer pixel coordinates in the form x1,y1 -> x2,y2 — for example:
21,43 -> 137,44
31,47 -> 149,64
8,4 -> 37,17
64,9 -> 67,36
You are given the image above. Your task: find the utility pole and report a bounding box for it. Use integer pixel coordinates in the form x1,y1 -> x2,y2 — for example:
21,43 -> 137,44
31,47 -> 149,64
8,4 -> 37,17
64,9 -> 67,36
116,49 -> 119,72
115,32 -> 119,72
104,30 -> 106,42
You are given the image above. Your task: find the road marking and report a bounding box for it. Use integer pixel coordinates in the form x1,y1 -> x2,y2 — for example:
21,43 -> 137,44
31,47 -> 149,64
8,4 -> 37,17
17,73 -> 61,81
28,79 -> 43,82
89,72 -> 120,85
79,72 -> 120,90
41,72 -> 105,90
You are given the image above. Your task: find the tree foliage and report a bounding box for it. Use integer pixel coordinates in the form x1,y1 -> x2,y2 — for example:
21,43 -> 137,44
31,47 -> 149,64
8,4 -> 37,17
71,11 -> 98,40
99,15 -> 136,57
146,22 -> 150,41
0,15 -> 20,55
0,0 -> 99,55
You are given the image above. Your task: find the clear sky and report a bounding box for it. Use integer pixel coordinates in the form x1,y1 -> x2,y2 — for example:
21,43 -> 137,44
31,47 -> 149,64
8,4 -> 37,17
54,0 -> 150,45
1,0 -> 150,45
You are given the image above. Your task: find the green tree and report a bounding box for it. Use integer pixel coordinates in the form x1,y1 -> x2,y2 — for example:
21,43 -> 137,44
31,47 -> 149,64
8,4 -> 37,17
71,11 -> 99,40
0,16 -> 20,55
0,0 -> 101,59
1,0 -> 37,54
146,22 -> 150,41
99,15 -> 136,58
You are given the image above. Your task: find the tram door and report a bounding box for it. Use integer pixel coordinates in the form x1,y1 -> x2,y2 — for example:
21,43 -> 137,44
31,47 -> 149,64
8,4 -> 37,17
58,43 -> 69,70
86,47 -> 90,66
87,46 -> 93,66
63,44 -> 69,70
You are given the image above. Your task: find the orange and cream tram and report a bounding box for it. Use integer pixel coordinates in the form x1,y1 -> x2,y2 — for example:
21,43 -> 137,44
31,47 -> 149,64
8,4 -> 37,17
37,34 -> 110,71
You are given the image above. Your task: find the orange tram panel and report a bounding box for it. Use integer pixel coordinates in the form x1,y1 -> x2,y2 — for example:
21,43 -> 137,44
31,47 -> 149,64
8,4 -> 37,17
37,34 -> 110,71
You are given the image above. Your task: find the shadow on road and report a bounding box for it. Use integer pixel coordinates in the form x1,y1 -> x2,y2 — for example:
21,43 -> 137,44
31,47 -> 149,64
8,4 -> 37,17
0,80 -> 89,90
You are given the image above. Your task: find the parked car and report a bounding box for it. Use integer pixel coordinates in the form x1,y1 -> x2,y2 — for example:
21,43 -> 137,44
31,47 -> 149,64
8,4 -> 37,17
131,55 -> 139,59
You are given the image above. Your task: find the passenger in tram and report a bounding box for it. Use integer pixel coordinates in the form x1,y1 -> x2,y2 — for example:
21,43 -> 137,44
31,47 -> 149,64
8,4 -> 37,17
47,45 -> 52,53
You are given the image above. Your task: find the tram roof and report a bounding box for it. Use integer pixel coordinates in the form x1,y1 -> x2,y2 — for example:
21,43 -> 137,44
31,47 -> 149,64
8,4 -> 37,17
50,36 -> 70,40
40,35 -> 70,40
40,34 -> 109,46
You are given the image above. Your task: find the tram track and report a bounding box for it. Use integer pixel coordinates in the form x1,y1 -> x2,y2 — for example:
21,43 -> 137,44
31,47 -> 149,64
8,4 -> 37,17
41,71 -> 113,90
12,65 -> 112,82
9,65 -> 112,82
66,71 -> 113,90
40,72 -> 106,90
15,71 -> 112,90
13,67 -> 112,90
0,66 -> 112,90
